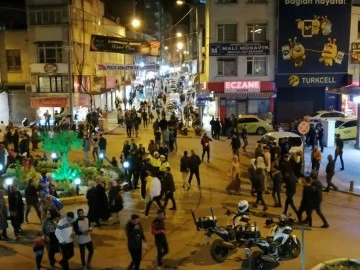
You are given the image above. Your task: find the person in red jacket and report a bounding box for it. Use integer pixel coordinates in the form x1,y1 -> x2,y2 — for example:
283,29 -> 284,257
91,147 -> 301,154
200,133 -> 212,162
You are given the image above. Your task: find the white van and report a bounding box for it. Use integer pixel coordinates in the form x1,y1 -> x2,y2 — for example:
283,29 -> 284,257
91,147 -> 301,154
258,131 -> 304,154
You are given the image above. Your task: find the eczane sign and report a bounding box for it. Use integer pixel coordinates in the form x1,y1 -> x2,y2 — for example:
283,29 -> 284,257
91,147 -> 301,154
224,81 -> 261,93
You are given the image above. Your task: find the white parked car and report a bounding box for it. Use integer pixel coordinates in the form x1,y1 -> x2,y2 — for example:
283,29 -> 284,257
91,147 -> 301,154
304,110 -> 347,126
258,131 -> 304,154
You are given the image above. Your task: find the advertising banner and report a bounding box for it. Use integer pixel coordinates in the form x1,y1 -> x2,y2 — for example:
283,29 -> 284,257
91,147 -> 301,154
276,73 -> 348,88
90,35 -> 160,57
210,42 -> 269,56
31,97 -> 68,108
98,64 -> 160,71
277,0 -> 351,76
351,42 -> 360,63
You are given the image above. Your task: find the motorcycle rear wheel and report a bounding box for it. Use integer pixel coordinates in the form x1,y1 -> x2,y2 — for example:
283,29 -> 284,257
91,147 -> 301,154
248,251 -> 273,270
210,239 -> 229,263
290,237 -> 301,258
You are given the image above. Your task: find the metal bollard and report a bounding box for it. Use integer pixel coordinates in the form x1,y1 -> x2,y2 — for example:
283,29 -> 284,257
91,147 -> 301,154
350,181 -> 354,192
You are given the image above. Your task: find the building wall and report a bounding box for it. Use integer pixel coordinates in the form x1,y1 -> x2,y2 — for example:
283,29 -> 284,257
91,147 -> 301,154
206,1 -> 276,83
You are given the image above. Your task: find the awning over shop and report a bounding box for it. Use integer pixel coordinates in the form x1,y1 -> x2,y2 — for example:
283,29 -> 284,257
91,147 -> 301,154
328,84 -> 360,96
214,92 -> 274,99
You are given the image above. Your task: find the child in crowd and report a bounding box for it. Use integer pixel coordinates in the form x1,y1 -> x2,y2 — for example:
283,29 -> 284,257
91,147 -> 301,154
33,232 -> 46,270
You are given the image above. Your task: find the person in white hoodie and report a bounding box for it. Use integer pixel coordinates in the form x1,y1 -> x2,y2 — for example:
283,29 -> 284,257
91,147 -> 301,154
55,212 -> 75,270
73,209 -> 94,270
145,169 -> 163,219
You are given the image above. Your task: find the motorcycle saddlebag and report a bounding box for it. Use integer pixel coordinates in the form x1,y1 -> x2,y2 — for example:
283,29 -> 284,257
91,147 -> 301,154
195,216 -> 217,230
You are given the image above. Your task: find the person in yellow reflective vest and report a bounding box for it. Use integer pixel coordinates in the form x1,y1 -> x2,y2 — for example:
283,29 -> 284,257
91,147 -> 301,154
148,151 -> 161,169
159,155 -> 170,173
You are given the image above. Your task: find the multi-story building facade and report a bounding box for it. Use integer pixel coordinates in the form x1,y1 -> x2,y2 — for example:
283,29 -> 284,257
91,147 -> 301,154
205,0 -> 276,120
0,0 -> 134,123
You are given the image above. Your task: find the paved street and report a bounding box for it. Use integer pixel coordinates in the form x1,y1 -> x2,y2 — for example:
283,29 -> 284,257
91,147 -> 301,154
1,124 -> 360,270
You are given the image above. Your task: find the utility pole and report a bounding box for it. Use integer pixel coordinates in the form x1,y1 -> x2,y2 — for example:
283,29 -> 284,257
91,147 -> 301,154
67,5 -> 74,120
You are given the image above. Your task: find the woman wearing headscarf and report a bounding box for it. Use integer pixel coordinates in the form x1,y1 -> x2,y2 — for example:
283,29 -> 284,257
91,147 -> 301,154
108,180 -> 124,225
225,155 -> 241,194
86,181 -> 99,227
8,185 -> 24,237
247,158 -> 257,197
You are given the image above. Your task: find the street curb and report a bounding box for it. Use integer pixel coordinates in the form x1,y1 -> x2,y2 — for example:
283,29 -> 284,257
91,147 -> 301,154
310,258 -> 357,270
337,189 -> 360,197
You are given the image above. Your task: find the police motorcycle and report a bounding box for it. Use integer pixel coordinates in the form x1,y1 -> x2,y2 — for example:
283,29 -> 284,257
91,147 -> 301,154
246,214 -> 300,270
191,201 -> 261,263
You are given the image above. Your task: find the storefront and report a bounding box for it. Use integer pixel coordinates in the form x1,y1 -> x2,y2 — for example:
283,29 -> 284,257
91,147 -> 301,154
0,91 -> 9,125
207,81 -> 275,120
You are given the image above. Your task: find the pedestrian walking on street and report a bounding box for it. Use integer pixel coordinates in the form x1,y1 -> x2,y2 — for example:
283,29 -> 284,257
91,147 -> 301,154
126,116 -> 134,138
324,154 -> 338,192
309,178 -> 329,228
230,134 -> 241,158
225,155 -> 241,194
180,151 -> 190,190
297,176 -> 313,224
25,179 -> 41,222
8,185 -> 24,238
126,214 -> 146,270
33,232 -> 46,270
83,136 -> 90,163
201,133 -> 212,162
283,172 -> 298,216
73,209 -> 94,270
311,146 -> 322,178
42,210 -> 60,269
241,124 -> 248,152
55,212 -> 75,270
214,118 -> 221,139
252,168 -> 268,211
163,167 -> 177,210
95,177 -> 110,223
247,159 -> 257,197
334,134 -> 344,170
92,136 -> 99,161
108,180 -> 124,225
152,209 -> 169,270
271,166 -> 282,207
317,124 -> 324,152
0,189 -> 9,240
188,149 -> 202,188
145,170 -> 163,218
210,116 -> 215,138
98,134 -> 107,158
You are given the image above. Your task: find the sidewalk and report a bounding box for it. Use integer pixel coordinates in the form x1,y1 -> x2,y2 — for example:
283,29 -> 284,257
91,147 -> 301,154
303,140 -> 360,195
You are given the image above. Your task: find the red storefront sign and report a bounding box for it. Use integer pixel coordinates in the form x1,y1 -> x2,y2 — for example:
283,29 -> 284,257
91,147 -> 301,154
31,97 -> 68,108
224,81 -> 261,93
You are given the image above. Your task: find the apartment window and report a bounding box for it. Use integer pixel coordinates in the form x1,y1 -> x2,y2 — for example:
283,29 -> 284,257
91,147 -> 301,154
38,42 -> 63,63
217,0 -> 238,3
358,21 -> 360,38
217,58 -> 237,76
38,76 -> 68,93
6,50 -> 21,72
247,23 -> 267,42
217,24 -> 237,42
29,7 -> 68,25
246,56 -> 267,75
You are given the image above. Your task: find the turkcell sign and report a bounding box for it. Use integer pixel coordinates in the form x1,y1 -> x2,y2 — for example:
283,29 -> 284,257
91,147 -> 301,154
276,74 -> 347,88
276,0 -> 351,87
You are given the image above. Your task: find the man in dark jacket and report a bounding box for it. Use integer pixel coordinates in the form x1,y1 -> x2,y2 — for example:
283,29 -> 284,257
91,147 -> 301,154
309,178 -> 329,228
152,209 -> 168,269
163,167 -> 176,210
317,124 -> 324,152
24,179 -> 41,222
334,134 -> 344,170
214,118 -> 221,140
297,177 -> 313,223
188,149 -> 202,188
8,185 -> 24,237
209,116 -> 215,138
98,134 -> 107,158
180,151 -> 191,191
201,133 -> 212,162
283,172 -> 298,216
271,167 -> 282,208
230,134 -> 241,158
126,214 -> 146,270
325,154 -> 338,192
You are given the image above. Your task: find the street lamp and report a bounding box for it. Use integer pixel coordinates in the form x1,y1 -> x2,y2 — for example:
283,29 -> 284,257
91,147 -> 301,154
131,18 -> 141,28
177,41 -> 184,50
164,46 -> 169,50
176,32 -> 183,38
5,177 -> 13,194
176,0 -> 185,5
74,177 -> 81,195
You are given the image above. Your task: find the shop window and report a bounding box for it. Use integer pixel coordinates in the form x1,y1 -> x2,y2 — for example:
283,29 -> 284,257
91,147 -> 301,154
28,7 -> 68,25
217,24 -> 237,42
358,21 -> 360,38
247,23 -> 267,42
246,56 -> 267,76
249,99 -> 270,118
6,50 -> 21,72
218,58 -> 237,76
247,0 -> 268,3
38,42 -> 63,63
38,76 -> 68,93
